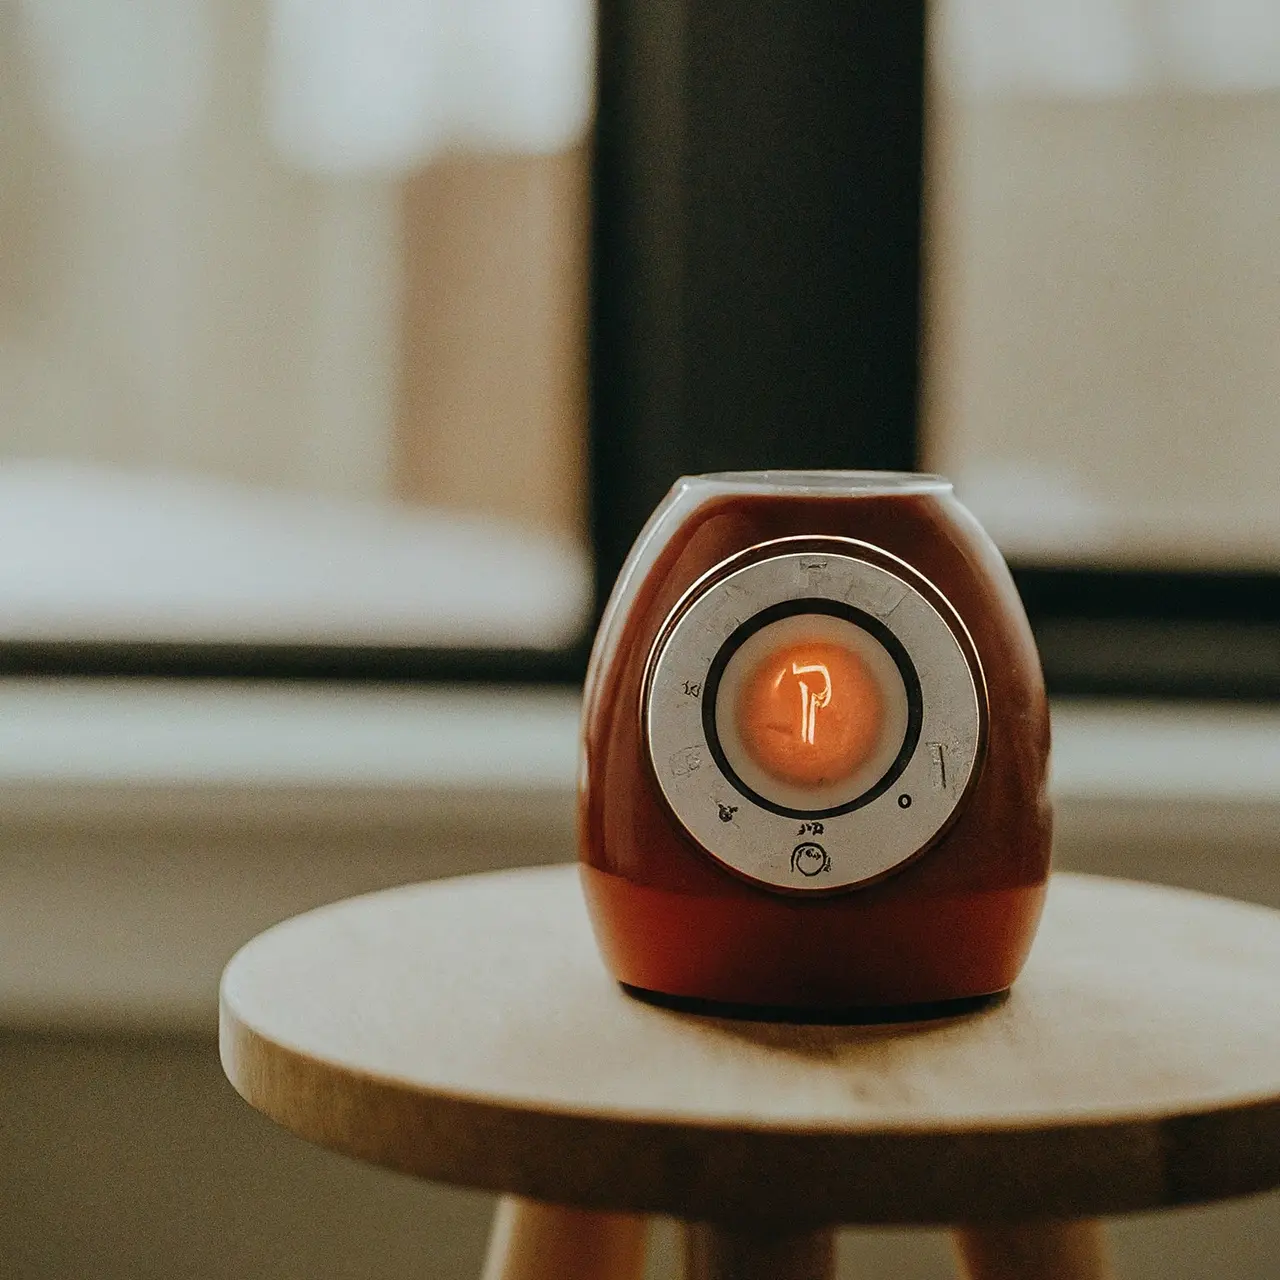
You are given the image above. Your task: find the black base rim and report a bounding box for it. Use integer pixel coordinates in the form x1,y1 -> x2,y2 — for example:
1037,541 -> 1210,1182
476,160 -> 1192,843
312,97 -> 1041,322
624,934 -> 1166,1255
620,983 -> 1008,1026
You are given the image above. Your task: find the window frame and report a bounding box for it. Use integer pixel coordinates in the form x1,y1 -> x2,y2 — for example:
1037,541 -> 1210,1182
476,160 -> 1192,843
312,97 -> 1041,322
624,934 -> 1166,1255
589,0 -> 1280,703
6,0 -> 1274,698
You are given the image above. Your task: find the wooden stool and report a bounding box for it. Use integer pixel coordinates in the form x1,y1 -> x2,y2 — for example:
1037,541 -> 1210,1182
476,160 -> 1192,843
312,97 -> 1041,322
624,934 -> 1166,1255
220,867 -> 1280,1280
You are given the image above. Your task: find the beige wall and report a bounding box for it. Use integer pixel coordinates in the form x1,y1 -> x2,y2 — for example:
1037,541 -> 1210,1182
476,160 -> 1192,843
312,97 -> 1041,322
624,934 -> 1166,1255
396,150 -> 588,540
0,1 -> 396,502
0,0 -> 587,539
925,89 -> 1280,568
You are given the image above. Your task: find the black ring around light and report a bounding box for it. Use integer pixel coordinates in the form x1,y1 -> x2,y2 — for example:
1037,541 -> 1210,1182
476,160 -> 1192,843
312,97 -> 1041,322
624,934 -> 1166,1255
701,598 -> 924,820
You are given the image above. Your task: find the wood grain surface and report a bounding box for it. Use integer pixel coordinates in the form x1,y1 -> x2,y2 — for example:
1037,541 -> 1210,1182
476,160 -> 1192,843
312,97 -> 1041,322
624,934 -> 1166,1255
480,1197 -> 648,1280
954,1220 -> 1114,1280
219,865 -> 1280,1225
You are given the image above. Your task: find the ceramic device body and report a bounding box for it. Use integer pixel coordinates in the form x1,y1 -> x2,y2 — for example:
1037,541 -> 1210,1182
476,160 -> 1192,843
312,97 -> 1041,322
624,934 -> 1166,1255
578,472 -> 1051,1013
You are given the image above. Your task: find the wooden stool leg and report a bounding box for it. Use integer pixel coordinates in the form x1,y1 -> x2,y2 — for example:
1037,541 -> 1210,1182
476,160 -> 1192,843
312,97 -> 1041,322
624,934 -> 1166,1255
684,1222 -> 835,1280
481,1195 -> 649,1280
953,1220 -> 1114,1280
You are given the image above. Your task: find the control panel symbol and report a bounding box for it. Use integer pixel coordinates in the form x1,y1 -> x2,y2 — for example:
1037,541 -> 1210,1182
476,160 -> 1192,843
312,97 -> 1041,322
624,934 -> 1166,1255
855,579 -> 907,620
928,742 -> 948,790
898,794 -> 912,809
669,746 -> 703,778
717,802 -> 739,822
682,679 -> 702,698
791,842 -> 831,877
791,661 -> 832,745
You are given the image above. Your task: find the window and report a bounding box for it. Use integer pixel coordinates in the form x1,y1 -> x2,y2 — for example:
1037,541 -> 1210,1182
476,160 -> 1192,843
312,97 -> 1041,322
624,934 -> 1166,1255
7,1 -> 1273,695
927,0 -> 1280,695
592,0 -> 1280,698
0,0 -> 594,680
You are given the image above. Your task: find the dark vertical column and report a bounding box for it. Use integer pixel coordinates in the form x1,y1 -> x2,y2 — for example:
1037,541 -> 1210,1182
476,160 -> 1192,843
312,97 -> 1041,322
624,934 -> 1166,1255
589,0 -> 927,600
685,1222 -> 836,1280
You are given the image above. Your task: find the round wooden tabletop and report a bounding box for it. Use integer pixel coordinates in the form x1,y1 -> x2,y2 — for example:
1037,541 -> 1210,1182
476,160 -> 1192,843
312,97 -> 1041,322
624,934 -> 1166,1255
220,866 -> 1280,1226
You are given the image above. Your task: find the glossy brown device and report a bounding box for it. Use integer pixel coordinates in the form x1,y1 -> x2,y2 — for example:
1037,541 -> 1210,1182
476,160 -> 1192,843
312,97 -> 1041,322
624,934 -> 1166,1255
578,471 -> 1051,1016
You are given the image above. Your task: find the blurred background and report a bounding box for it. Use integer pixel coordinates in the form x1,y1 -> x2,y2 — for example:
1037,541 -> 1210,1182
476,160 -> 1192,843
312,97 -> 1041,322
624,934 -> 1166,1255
1,0 -> 1277,1276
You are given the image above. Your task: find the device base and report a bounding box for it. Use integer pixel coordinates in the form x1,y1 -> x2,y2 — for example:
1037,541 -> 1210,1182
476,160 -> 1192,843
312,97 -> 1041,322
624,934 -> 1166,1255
620,982 -> 1008,1026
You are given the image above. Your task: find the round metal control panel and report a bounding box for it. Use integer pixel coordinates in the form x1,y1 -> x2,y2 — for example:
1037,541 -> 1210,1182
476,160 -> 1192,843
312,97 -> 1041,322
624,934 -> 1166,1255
643,543 -> 986,892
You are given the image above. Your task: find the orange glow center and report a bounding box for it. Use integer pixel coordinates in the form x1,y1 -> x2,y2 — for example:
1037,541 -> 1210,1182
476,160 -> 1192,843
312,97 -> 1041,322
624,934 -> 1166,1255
734,638 -> 885,788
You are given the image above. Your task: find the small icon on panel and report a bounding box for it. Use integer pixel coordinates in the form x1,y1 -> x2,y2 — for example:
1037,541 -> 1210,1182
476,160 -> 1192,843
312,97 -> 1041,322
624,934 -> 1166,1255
849,575 -> 908,620
669,746 -> 703,777
928,742 -> 948,790
717,803 -> 739,822
791,842 -> 831,877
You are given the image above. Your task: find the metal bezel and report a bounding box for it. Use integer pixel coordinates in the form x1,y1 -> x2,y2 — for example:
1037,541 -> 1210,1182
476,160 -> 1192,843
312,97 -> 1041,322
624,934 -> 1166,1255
701,597 -> 923,819
642,540 -> 987,893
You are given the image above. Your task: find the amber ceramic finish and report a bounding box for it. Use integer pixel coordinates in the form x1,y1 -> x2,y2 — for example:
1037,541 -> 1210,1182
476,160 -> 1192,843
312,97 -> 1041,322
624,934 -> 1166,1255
578,476 -> 1051,1010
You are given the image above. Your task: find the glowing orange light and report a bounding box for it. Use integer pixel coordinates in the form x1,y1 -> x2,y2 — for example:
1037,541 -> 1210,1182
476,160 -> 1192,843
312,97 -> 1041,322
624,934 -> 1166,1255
735,638 -> 885,788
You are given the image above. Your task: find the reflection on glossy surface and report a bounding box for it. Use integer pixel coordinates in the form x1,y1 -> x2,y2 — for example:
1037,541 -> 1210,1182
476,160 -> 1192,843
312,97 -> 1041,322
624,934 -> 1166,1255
736,640 -> 883,789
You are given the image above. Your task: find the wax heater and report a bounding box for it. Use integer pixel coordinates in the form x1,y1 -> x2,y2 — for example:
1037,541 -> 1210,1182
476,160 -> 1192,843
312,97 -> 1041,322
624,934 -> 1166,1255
578,472 -> 1051,1016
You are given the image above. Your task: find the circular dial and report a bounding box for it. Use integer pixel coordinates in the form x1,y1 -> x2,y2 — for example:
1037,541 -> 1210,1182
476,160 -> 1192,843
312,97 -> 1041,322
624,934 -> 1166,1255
643,545 -> 985,892
707,603 -> 918,816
